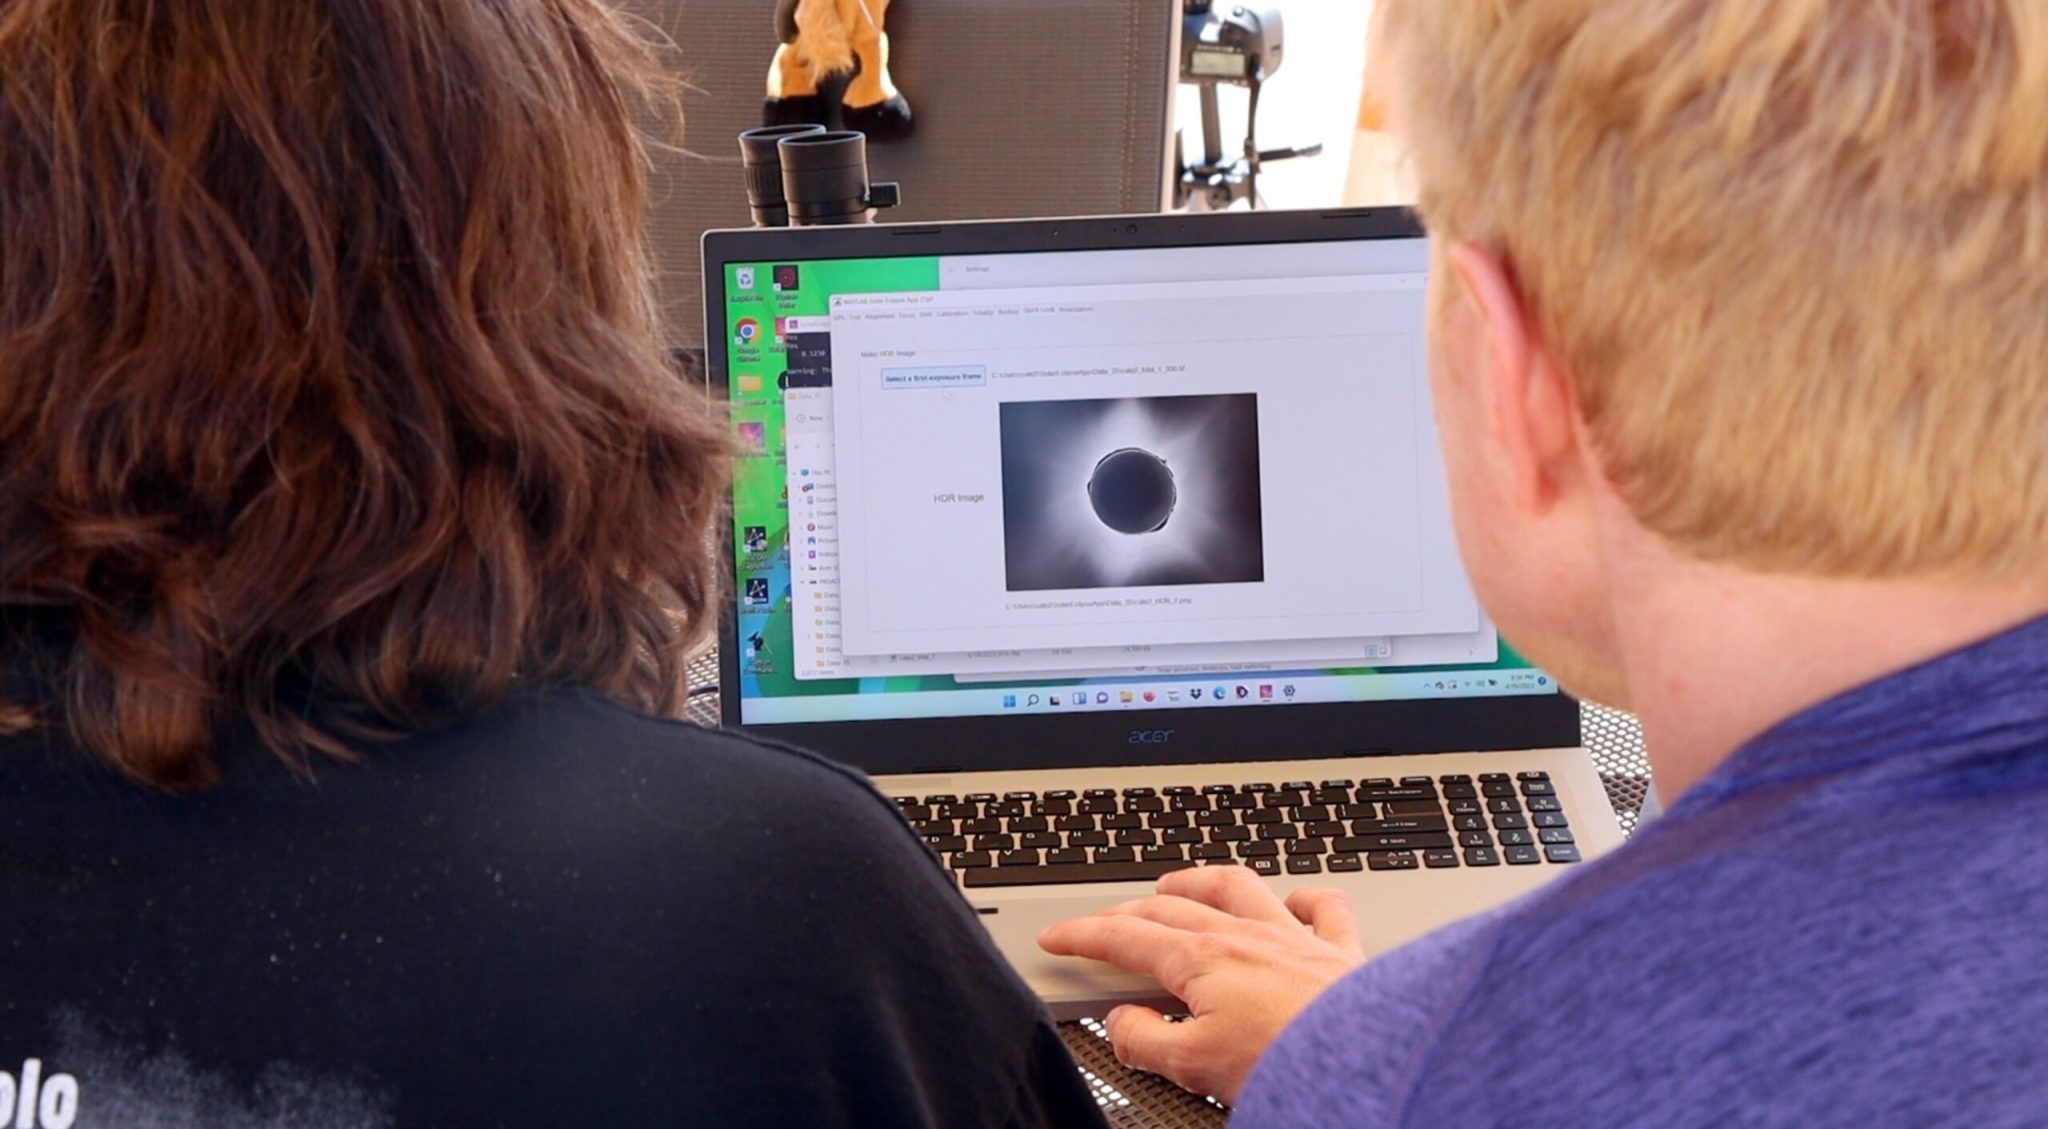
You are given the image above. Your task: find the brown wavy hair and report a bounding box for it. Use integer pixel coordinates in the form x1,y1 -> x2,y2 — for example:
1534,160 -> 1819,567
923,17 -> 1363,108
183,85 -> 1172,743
0,0 -> 730,789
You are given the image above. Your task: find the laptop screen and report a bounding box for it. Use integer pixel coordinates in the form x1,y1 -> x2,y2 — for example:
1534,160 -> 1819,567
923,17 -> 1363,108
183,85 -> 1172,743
720,235 -> 1556,728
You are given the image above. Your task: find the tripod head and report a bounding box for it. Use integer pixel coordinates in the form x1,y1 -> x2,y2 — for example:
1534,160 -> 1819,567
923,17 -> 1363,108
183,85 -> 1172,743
1175,1 -> 1322,211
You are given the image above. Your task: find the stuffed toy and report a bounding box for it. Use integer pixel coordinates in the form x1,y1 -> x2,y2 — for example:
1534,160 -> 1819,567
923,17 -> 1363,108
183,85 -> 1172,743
766,0 -> 914,141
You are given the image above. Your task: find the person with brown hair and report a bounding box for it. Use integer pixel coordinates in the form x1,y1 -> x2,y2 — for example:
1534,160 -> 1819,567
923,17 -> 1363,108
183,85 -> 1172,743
0,2 -> 1105,1125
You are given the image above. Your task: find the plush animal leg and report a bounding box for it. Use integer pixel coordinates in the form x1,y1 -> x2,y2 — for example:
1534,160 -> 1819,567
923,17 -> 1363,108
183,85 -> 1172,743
764,0 -> 845,128
841,0 -> 912,140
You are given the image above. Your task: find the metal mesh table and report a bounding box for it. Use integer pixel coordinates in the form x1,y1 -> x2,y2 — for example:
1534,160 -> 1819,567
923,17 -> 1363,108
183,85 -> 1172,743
683,652 -> 1652,1126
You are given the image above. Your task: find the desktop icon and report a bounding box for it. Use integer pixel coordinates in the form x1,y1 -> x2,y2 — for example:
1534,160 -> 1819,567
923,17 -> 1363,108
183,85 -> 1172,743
1190,687 -> 1204,700
1049,695 -> 1062,707
1003,694 -> 1018,709
1096,691 -> 1110,704
1027,694 -> 1041,707
736,374 -> 764,395
737,422 -> 766,450
1167,690 -> 1182,702
1235,685 -> 1249,699
1259,684 -> 1274,700
1119,691 -> 1134,703
1283,684 -> 1297,699
734,318 -> 761,346
1143,690 -> 1156,703
1214,685 -> 1228,700
773,264 -> 801,291
742,525 -> 768,553
735,267 -> 756,290
774,316 -> 792,343
743,578 -> 770,606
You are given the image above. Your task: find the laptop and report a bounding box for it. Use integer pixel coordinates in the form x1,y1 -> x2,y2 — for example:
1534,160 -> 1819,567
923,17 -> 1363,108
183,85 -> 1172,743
703,209 -> 1623,1020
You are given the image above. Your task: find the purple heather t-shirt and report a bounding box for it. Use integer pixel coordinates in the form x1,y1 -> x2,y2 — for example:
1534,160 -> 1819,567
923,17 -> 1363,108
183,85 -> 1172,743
1236,614 -> 2048,1129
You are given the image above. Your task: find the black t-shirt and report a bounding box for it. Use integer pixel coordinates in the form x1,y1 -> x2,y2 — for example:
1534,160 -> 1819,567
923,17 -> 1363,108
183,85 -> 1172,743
0,689 -> 1109,1128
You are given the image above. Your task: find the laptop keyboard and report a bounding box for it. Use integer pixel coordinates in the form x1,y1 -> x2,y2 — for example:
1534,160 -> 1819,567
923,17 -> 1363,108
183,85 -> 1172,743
891,771 -> 1579,889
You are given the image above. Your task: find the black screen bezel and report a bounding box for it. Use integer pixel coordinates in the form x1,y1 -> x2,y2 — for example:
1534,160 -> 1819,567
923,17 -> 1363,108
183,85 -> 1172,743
702,208 -> 1579,776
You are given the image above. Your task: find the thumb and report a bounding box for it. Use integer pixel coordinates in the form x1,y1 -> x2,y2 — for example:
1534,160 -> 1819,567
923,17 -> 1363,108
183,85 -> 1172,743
1103,1004 -> 1189,1081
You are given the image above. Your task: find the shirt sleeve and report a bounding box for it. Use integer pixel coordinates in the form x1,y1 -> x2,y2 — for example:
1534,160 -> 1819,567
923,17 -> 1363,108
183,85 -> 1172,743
1230,908 -> 1510,1129
664,739 -> 1111,1129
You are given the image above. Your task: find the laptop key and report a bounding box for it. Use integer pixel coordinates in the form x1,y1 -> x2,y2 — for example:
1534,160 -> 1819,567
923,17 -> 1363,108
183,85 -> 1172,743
1545,844 -> 1583,864
940,803 -> 976,820
1479,773 -> 1510,783
1521,780 -> 1557,797
1054,815 -> 1095,832
1240,783 -> 1275,793
1237,841 -> 1279,858
1191,843 -> 1232,861
998,850 -> 1039,867
1310,788 -> 1351,806
1222,793 -> 1260,810
1243,809 -> 1283,825
1201,784 -> 1236,795
1121,787 -> 1156,799
1045,790 -> 1078,801
1069,831 -> 1110,848
1487,797 -> 1525,814
1163,785 -> 1196,797
1492,814 -> 1528,830
1020,832 -> 1061,850
1517,771 -> 1551,782
1285,838 -> 1328,856
951,852 -> 993,869
962,817 -> 1001,835
1383,800 -> 1443,817
1326,853 -> 1364,873
1533,812 -> 1571,829
1246,857 -> 1282,876
1115,829 -> 1157,847
1286,855 -> 1323,875
1339,803 -> 1377,820
1400,776 -> 1434,787
1045,848 -> 1088,866
1208,826 -> 1250,843
963,859 -> 1195,888
1448,798 -> 1484,816
1464,847 -> 1501,867
1257,824 -> 1301,841
1498,829 -> 1534,847
1195,810 -> 1237,827
1453,814 -> 1488,832
1423,848 -> 1460,869
1367,851 -> 1420,871
1171,794 -> 1212,812
1005,790 -> 1037,801
1527,796 -> 1563,812
901,804 -> 933,822
1459,831 -> 1494,848
1096,846 -> 1138,863
1442,783 -> 1479,800
1102,813 -> 1143,830
1126,797 -> 1165,814
1356,816 -> 1450,834
926,835 -> 967,853
1163,827 -> 1204,845
1538,828 -> 1576,845
1143,845 -> 1186,863
1505,845 -> 1542,865
972,834 -> 1014,851
1481,781 -> 1518,798
924,793 -> 958,805
966,793 -> 997,805
1149,811 -> 1191,829
1437,774 -> 1472,785
1306,820 -> 1345,837
1361,832 -> 1453,851
1078,797 -> 1117,815
1038,799 -> 1073,816
1009,815 -> 1049,833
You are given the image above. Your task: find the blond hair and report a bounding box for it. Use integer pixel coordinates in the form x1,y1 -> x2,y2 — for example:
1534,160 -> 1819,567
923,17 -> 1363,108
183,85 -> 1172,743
1377,0 -> 2048,577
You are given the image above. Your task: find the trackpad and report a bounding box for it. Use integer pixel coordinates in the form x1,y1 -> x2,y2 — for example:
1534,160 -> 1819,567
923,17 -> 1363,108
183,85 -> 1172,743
973,892 -> 1187,1020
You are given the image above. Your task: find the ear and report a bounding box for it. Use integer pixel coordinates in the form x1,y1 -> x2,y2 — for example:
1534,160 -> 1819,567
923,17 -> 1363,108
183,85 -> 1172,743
1446,243 -> 1579,512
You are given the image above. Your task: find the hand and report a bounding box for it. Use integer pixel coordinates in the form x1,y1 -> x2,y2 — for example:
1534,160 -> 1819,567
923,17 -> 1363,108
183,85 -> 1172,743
1037,865 -> 1365,1104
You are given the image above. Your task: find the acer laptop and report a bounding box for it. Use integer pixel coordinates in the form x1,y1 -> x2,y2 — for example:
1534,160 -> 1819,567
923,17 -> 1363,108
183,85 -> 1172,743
704,209 -> 1622,1019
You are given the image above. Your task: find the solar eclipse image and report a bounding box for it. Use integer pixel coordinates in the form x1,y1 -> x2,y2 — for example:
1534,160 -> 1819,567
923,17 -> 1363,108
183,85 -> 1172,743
998,394 -> 1265,591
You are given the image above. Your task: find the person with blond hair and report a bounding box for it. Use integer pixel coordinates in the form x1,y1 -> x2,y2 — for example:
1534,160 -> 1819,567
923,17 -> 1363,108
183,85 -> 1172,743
0,2 -> 1107,1125
1042,1 -> 2048,1122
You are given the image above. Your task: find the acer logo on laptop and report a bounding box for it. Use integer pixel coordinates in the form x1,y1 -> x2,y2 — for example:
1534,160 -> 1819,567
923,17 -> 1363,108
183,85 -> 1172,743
1128,729 -> 1176,745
